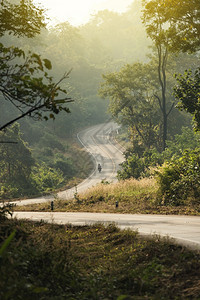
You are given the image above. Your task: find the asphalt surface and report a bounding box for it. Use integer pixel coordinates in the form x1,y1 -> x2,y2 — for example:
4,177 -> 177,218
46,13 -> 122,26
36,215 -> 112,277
6,121 -> 200,250
13,211 -> 200,250
58,121 -> 124,199
9,122 -> 124,206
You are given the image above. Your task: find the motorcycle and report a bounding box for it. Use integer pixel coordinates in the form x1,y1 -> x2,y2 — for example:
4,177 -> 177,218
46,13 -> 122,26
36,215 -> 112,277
98,163 -> 102,173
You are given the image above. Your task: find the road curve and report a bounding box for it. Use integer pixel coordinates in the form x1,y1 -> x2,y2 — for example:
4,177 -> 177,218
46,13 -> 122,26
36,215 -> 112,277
9,122 -> 124,206
13,212 -> 200,250
7,122 -> 200,250
58,121 -> 124,199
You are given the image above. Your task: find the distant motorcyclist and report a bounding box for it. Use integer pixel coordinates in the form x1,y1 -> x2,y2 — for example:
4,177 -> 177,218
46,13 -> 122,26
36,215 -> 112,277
98,163 -> 102,173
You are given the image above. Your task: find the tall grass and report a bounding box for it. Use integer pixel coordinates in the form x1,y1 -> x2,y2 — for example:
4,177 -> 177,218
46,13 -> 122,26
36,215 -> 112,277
16,177 -> 200,215
80,177 -> 156,199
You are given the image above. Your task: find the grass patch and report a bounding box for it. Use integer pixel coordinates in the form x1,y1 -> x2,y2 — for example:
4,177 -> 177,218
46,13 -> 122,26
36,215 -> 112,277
16,178 -> 200,215
1,217 -> 200,299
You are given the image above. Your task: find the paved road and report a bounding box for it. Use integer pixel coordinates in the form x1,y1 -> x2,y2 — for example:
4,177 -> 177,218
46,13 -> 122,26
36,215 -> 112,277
13,212 -> 200,250
58,121 -> 124,199
7,121 -> 200,250
9,122 -> 124,206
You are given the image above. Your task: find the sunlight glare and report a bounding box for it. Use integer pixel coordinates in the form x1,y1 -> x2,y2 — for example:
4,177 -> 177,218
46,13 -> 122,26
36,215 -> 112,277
34,0 -> 133,26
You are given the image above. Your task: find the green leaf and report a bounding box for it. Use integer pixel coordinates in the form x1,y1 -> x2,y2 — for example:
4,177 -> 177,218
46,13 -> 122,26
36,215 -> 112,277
117,296 -> 131,300
43,59 -> 52,70
32,287 -> 49,293
31,53 -> 43,71
0,230 -> 16,257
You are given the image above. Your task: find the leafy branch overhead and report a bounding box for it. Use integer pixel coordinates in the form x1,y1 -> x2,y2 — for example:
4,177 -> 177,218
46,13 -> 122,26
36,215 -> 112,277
0,0 -> 46,38
0,0 -> 73,131
142,0 -> 200,53
0,43 -> 73,131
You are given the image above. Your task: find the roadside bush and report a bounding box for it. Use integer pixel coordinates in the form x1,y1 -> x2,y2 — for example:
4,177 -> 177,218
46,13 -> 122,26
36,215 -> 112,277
143,148 -> 164,167
164,127 -> 200,160
31,163 -> 65,193
156,149 -> 200,205
118,148 -> 163,180
117,127 -> 200,181
51,153 -> 75,178
117,153 -> 145,179
0,184 -> 19,199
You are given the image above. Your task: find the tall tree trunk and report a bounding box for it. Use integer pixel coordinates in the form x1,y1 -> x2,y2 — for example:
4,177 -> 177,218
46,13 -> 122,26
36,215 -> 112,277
157,44 -> 168,151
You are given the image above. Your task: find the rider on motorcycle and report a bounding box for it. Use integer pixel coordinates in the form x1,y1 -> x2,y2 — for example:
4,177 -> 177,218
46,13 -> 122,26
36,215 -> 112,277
98,163 -> 102,173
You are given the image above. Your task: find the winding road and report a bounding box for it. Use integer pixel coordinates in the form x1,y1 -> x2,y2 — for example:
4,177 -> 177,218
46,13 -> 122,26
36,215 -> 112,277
10,122 -> 124,206
10,122 -> 200,250
58,121 -> 124,199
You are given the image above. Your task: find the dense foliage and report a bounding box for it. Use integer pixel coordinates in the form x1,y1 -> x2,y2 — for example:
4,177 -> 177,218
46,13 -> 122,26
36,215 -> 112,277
174,67 -> 200,130
0,123 -> 93,199
157,149 -> 200,206
0,0 -> 46,38
117,127 -> 200,181
0,124 -> 34,198
0,124 -> 64,198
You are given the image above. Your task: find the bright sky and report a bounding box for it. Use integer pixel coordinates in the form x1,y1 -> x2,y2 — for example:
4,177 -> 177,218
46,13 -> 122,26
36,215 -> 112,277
34,0 -> 134,26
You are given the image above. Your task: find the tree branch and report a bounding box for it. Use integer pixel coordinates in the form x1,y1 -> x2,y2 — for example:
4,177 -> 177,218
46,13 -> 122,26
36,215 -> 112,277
0,104 -> 46,131
167,102 -> 175,117
154,94 -> 163,111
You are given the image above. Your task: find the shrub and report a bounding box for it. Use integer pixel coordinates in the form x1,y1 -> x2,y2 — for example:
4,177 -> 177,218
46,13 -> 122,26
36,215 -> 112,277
164,127 -> 200,160
117,153 -> 145,179
118,148 -> 163,180
118,128 -> 200,181
0,184 -> 19,199
31,163 -> 65,193
156,149 -> 200,205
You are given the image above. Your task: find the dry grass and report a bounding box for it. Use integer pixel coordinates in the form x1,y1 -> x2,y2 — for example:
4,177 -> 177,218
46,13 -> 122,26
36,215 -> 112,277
1,218 -> 200,299
80,177 -> 156,198
15,177 -> 200,215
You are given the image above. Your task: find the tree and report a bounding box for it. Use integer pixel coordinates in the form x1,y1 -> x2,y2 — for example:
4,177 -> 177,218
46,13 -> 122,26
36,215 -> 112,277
142,0 -> 200,150
0,123 -> 34,198
99,62 -> 161,150
142,0 -> 200,54
171,0 -> 200,52
174,68 -> 200,130
151,0 -> 199,53
142,0 -> 177,151
0,43 -> 72,131
0,0 -> 73,131
0,0 -> 46,38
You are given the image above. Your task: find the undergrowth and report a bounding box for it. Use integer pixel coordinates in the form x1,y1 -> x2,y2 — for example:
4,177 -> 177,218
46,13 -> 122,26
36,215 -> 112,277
1,218 -> 200,299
